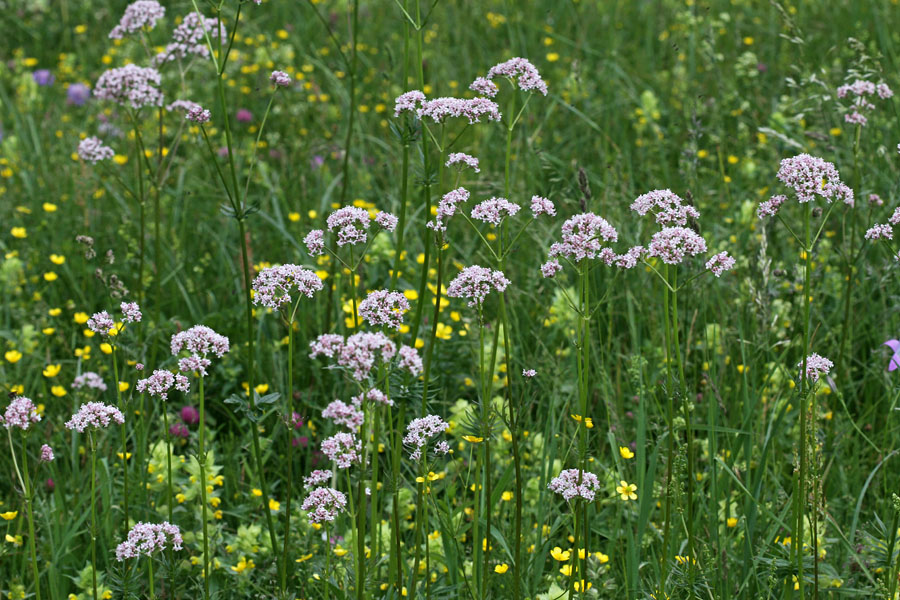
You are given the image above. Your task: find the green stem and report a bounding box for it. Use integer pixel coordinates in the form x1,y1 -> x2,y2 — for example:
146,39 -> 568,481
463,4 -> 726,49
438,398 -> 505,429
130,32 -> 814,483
90,433 -> 98,600
661,262 -> 675,591
148,557 -> 155,600
836,123 -> 862,376
112,345 -> 129,536
21,435 -> 42,600
280,319 -> 296,595
797,203 -> 813,599
163,403 -> 176,597
199,376 -> 210,600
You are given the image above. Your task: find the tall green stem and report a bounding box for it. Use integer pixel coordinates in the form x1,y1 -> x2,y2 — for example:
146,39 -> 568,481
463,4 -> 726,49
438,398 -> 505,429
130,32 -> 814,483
280,319 -> 296,596
21,435 -> 41,600
199,376 -> 210,600
796,203 -> 813,599
90,433 -> 98,600
112,345 -> 129,536
660,263 -> 675,592
836,123 -> 862,375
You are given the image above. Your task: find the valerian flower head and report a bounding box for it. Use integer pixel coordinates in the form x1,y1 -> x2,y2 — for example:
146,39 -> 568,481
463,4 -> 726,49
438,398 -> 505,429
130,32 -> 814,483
427,187 -> 470,233
799,353 -> 833,383
320,432 -> 361,469
2,397 -> 41,430
484,57 -> 548,95
547,213 -> 618,263
771,154 -> 854,207
630,189 -> 700,227
270,70 -> 291,87
646,227 -> 708,265
705,251 -> 736,277
109,1 -> 165,39
301,487 -> 347,524
115,522 -> 183,561
447,265 -> 510,308
94,65 -> 163,109
65,402 -> 125,432
394,90 -> 425,117
358,290 -> 410,330
403,414 -> 450,461
548,468 -> 602,502
471,197 -> 520,226
418,97 -> 502,124
77,137 -> 115,163
446,153 -> 480,173
252,264 -> 324,311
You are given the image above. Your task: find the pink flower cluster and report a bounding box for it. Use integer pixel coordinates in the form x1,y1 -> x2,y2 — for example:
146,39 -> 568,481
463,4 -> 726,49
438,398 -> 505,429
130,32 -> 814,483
398,345 -> 423,377
647,227 -> 708,265
446,153 -> 480,173
252,264 -> 324,310
322,399 -> 364,430
136,369 -> 190,399
471,197 -> 521,226
427,187 -> 470,232
309,331 -> 397,380
320,432 -> 361,469
303,469 -> 333,489
403,414 -> 450,461
418,97 -> 502,124
109,1 -> 165,39
375,211 -> 399,231
447,265 -> 510,308
358,388 -> 392,407
800,353 -> 833,383
469,77 -> 499,98
394,90 -> 425,117
72,372 -> 107,392
757,194 -> 786,219
705,251 -> 736,277
87,311 -> 115,336
2,397 -> 41,430
270,70 -> 291,87
548,213 -> 618,262
630,189 -> 700,227
186,105 -> 211,124
77,137 -> 115,163
530,195 -> 556,218
837,79 -> 893,126
40,444 -> 54,462
304,229 -> 325,256
65,402 -> 125,432
484,57 -> 548,96
301,486 -> 347,524
327,205 -> 371,246
358,290 -> 410,330
120,301 -> 142,323
154,12 -> 224,65
540,259 -> 563,278
773,154 -> 854,206
170,325 -> 230,359
548,468 -> 602,502
115,521 -> 183,561
94,65 -> 163,109
865,224 -> 893,241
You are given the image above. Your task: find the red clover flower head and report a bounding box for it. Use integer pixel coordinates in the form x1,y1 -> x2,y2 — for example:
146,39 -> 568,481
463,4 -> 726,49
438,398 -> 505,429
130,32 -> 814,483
705,251 -> 736,277
320,432 -> 362,469
403,414 -> 450,461
630,189 -> 700,227
398,345 -> 423,377
548,213 -> 619,262
447,265 -> 510,308
485,57 -> 548,95
94,65 -> 163,109
109,1 -> 165,39
270,70 -> 291,87
304,229 -> 325,257
548,468 -> 602,502
418,97 -> 502,124
358,290 -> 410,330
446,153 -> 480,173
471,197 -> 521,226
530,195 -> 556,218
170,325 -> 230,359
774,154 -> 854,206
302,487 -> 347,524
394,90 -> 425,117
252,264 -> 324,311
2,397 -> 41,430
77,137 -> 115,163
327,206 -> 371,246
40,444 -> 55,462
72,372 -> 108,392
115,522 -> 183,561
647,227 -> 708,265
65,402 -> 125,432
87,311 -> 115,336
427,187 -> 470,232
800,353 -> 833,383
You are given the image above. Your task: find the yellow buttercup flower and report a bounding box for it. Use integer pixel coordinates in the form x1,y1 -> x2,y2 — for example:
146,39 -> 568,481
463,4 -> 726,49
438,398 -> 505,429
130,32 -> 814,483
11,227 -> 26,239
616,480 -> 638,501
269,498 -> 280,511
462,435 -> 483,443
43,364 -> 61,377
50,254 -> 65,264
619,446 -> 634,459
494,563 -> 509,574
5,350 -> 23,363
51,386 -> 67,397
550,546 -> 570,562
1,511 -> 18,520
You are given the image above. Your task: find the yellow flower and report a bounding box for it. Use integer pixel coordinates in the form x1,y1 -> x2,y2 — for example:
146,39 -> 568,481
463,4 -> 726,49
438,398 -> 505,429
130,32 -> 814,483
50,254 -> 65,265
573,580 -> 592,592
596,551 -> 609,564
1,511 -> 18,520
619,446 -> 634,459
100,343 -> 113,354
494,563 -> 509,574
501,491 -> 513,501
176,493 -> 186,503
51,386 -> 67,397
256,383 -> 269,394
231,556 -> 255,573
550,547 -> 571,562
11,227 -> 26,239
74,312 -> 89,324
333,546 -> 349,557
546,52 -> 559,62
252,488 -> 262,497
616,480 -> 638,501
44,272 -> 58,282
43,202 -> 58,212
43,364 -> 61,377
42,328 -> 55,336
295,553 -> 313,563
48,308 -> 62,317
462,435 -> 483,443
269,498 -> 280,511
6,534 -> 23,546
288,212 -> 300,222
117,452 -> 132,460
118,382 -> 129,392
210,496 -> 221,508
727,517 -> 738,528
5,350 -> 23,363
559,564 -> 573,576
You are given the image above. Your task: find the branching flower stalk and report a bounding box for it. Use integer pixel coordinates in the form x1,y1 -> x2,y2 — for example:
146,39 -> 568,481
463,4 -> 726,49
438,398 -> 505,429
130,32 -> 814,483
7,428 -> 41,600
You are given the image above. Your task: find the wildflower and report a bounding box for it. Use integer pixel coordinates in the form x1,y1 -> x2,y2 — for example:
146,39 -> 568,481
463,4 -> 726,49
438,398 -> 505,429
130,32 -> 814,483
865,224 -> 893,241
530,195 -> 556,218
884,340 -> 900,371
548,213 -> 618,262
471,197 -> 521,226
374,211 -> 399,231
94,64 -> 164,110
799,353 -> 833,383
86,311 -> 115,335
109,1 -> 165,39
304,229 -> 325,256
469,77 -> 499,98
394,90 -> 425,117
40,444 -> 54,462
494,564 -> 509,574
154,12 -> 224,65
322,399 -> 364,431
447,265 -> 510,308
169,423 -> 189,438
114,521 -> 182,561
269,499 -> 280,511
615,480 -> 638,501
302,487 -> 347,524
398,345 -> 423,376
32,69 -> 55,86
320,432 -> 361,469
540,259 -> 562,278
270,70 -> 291,87
67,82 -> 91,106
418,97 -> 502,124
2,397 -> 41,430
326,205 -> 371,247
303,469 -> 333,489
170,325 -> 230,359
647,227 -> 708,265
136,369 -> 190,400
869,194 -> 884,206
427,187 -> 470,232
446,153 -> 480,173
180,405 -> 199,425
772,154 -> 853,206
120,302 -> 142,323
358,290 -> 411,330
550,547 -> 571,561
231,556 -> 255,574
548,468 -> 602,502
403,415 -> 450,461
705,251 -> 736,277
484,57 -> 548,95
252,264 -> 324,310
65,402 -> 125,432
727,517 -> 738,527
630,189 -> 699,227
0,511 -> 17,520
757,194 -> 786,219
72,372 -> 107,392
77,137 -> 115,163
186,105 -> 211,124
43,364 -> 61,377
619,446 -> 634,459
522,369 -> 537,378
836,78 -> 893,127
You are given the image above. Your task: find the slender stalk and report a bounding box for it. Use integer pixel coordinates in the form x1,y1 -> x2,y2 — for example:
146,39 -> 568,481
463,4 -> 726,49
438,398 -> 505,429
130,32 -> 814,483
199,376 -> 210,600
660,263 -> 675,592
887,500 -> 900,600
162,403 -> 176,597
837,123 -> 862,375
133,118 -> 146,307
90,432 -> 99,600
796,203 -> 813,599
148,557 -> 155,600
410,457 -> 425,597
112,345 -> 129,536
280,318 -> 296,595
21,435 -> 42,600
